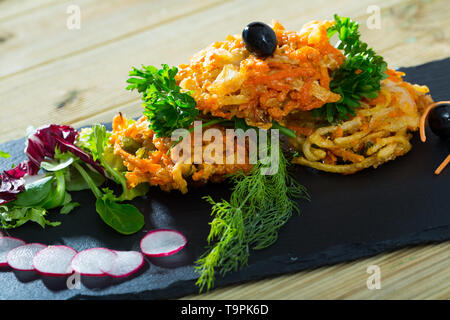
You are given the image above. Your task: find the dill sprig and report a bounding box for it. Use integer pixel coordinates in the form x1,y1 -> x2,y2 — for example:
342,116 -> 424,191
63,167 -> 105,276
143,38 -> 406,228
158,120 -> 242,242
313,14 -> 388,123
195,147 -> 309,292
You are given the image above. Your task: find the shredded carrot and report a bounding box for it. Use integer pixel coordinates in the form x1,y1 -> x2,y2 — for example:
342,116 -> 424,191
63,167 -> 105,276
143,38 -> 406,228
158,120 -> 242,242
176,20 -> 345,126
331,148 -> 365,163
323,151 -> 337,165
419,101 -> 450,142
385,68 -> 405,82
388,109 -> 404,118
331,125 -> 343,139
435,155 -> 450,175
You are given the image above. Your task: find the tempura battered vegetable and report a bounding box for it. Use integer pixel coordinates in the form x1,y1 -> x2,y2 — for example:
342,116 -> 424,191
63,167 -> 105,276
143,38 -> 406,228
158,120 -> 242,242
175,19 -> 344,128
109,113 -> 253,194
289,72 -> 433,174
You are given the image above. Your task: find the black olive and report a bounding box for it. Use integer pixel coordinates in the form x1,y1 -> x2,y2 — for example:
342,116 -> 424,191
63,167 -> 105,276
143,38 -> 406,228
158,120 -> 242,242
242,22 -> 277,58
428,104 -> 450,140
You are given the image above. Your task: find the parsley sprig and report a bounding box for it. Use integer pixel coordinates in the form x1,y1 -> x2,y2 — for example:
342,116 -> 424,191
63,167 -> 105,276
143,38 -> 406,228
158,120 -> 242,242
126,64 -> 199,137
313,14 -> 388,123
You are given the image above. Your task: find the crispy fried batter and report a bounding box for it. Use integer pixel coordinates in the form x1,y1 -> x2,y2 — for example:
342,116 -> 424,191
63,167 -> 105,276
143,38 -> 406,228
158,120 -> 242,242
289,71 -> 434,174
176,20 -> 344,128
109,115 -> 253,193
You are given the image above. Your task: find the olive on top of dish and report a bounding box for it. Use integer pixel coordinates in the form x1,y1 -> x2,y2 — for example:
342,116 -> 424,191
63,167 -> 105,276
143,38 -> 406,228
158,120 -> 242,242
242,21 -> 277,57
428,103 -> 450,140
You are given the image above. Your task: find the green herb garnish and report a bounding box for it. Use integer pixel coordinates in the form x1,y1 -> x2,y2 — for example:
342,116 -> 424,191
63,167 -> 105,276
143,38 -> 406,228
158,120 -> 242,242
126,64 -> 199,138
195,146 -> 309,292
0,150 -> 10,158
74,124 -> 147,235
313,14 -> 388,123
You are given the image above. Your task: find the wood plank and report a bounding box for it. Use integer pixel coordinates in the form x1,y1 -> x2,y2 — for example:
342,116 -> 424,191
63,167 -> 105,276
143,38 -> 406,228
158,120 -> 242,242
0,0 -> 59,22
358,0 -> 450,68
181,241 -> 450,299
0,0 -> 417,144
0,0 -> 448,301
0,0 -> 224,78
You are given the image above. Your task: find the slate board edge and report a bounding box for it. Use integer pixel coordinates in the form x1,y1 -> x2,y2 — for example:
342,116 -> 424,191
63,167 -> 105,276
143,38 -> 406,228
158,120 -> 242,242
1,58 -> 449,300
68,224 -> 450,300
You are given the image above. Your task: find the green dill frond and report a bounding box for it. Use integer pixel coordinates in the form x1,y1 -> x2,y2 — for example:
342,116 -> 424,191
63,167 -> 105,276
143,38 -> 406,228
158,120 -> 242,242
194,147 -> 309,292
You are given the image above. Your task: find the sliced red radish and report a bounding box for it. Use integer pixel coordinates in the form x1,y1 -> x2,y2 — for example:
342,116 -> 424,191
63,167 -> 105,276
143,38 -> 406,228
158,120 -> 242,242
0,237 -> 26,266
140,229 -> 187,257
6,243 -> 47,271
32,245 -> 77,276
102,251 -> 145,278
70,248 -> 117,276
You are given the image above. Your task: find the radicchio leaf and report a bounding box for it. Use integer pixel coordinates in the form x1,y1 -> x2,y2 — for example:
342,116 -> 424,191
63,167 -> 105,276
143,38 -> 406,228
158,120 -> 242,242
25,125 -> 105,176
0,164 -> 28,205
1,124 -> 105,205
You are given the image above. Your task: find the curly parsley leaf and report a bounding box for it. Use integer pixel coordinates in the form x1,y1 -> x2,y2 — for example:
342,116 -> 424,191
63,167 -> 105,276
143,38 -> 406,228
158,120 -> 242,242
313,14 -> 388,123
126,64 -> 198,137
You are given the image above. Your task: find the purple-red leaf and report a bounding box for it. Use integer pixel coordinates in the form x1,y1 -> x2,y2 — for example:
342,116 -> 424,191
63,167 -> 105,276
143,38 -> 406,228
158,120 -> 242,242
25,125 -> 105,176
1,124 -> 105,205
0,166 -> 26,205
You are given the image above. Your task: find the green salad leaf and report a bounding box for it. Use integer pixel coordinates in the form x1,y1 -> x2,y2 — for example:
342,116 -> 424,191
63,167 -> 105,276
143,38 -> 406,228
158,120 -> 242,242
78,124 -> 149,201
1,168 -> 79,229
95,189 -> 145,235
0,206 -> 61,229
72,161 -> 145,235
13,175 -> 54,207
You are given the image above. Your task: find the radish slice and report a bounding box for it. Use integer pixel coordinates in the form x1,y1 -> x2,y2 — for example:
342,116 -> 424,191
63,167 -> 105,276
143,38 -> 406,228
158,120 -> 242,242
0,237 -> 26,266
140,229 -> 187,257
33,245 -> 77,276
6,243 -> 47,271
71,248 -> 117,276
102,251 -> 145,278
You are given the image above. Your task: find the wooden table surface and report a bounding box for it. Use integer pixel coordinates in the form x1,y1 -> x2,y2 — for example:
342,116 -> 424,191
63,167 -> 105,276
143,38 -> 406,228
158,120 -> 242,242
0,0 -> 448,299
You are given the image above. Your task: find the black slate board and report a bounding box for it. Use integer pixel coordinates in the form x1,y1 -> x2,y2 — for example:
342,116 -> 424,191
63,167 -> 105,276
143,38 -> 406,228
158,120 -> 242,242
0,58 -> 449,300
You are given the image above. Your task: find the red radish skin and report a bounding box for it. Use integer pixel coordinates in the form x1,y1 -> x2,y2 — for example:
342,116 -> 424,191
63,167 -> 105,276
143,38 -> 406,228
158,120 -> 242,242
102,251 -> 145,278
32,245 -> 77,276
70,248 -> 117,276
0,237 -> 26,266
140,229 -> 187,257
6,243 -> 47,271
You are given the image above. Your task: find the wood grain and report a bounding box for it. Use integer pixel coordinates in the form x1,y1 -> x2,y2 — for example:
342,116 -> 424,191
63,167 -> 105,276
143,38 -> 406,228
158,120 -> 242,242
0,0 -> 223,78
0,0 -> 59,22
0,0 -> 414,144
0,0 -> 448,300
182,242 -> 450,299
